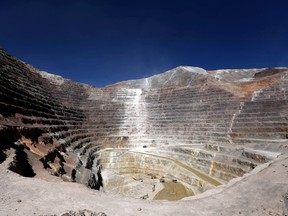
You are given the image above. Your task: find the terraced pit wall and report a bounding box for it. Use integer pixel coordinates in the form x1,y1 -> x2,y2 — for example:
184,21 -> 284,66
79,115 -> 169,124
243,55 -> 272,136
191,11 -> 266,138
0,48 -> 287,198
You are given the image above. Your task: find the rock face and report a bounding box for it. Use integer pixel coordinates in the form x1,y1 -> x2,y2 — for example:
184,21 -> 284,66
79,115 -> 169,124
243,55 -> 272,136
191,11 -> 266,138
0,48 -> 288,202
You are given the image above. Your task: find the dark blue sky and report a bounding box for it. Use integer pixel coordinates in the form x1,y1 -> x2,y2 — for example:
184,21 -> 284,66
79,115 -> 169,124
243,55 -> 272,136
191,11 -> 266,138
1,0 -> 288,87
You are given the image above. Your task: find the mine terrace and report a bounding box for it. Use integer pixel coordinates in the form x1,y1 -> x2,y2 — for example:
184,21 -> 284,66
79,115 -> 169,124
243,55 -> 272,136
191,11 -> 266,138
0,48 -> 288,215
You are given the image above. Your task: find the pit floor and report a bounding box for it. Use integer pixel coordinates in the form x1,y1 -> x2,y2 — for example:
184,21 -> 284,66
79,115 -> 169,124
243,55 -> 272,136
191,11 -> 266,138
102,171 -> 195,201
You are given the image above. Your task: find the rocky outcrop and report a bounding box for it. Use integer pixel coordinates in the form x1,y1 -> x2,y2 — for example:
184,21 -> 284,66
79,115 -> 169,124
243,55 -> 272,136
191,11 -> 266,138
0,48 -> 287,200
61,209 -> 106,216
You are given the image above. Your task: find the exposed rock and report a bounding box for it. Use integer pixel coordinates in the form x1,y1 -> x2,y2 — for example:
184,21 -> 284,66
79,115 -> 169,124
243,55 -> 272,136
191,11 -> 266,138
8,144 -> 36,177
0,48 -> 288,214
61,209 -> 106,216
140,194 -> 149,199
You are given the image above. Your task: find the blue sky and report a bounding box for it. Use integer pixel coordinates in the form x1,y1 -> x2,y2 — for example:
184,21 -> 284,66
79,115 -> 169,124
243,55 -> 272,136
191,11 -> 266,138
1,0 -> 288,87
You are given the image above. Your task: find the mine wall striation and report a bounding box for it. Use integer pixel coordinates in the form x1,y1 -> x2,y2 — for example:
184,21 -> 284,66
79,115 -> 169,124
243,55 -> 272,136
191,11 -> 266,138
0,48 -> 288,199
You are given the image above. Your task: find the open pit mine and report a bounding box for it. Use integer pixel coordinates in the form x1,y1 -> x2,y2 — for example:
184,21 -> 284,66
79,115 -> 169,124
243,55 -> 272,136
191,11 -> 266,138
0,48 -> 288,215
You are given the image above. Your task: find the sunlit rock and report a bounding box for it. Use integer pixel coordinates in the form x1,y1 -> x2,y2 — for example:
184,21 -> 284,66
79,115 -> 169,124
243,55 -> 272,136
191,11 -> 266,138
0,48 -> 288,203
